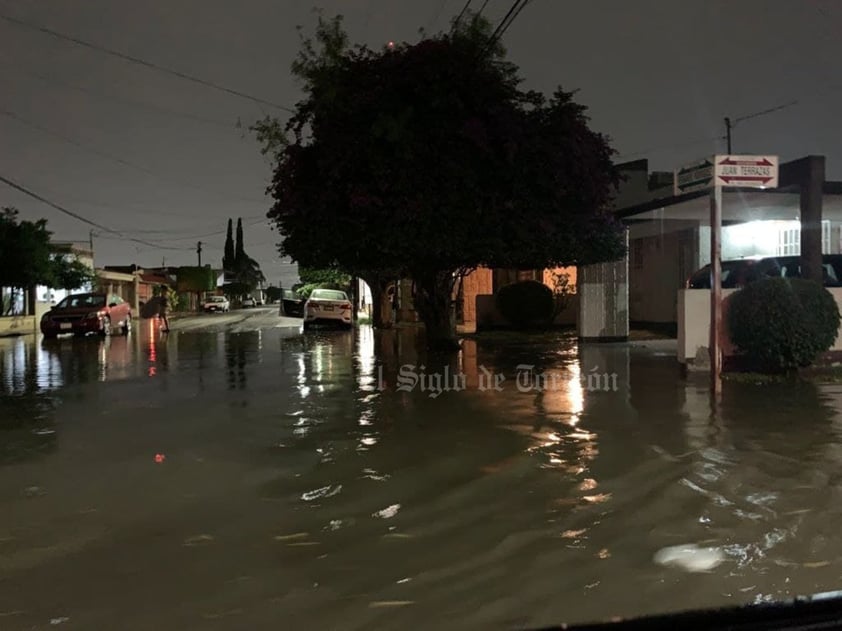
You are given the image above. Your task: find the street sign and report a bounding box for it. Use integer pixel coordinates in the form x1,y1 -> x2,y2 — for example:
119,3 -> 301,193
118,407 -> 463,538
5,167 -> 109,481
714,154 -> 778,188
674,158 -> 713,195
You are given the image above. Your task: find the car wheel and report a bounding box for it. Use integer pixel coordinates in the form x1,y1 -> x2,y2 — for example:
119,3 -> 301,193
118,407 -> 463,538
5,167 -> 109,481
42,332 -> 57,340
100,317 -> 111,337
122,315 -> 132,336
303,321 -> 311,331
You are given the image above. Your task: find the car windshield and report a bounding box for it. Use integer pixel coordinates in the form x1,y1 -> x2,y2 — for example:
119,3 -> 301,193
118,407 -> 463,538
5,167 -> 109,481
207,296 -> 226,302
310,290 -> 347,301
56,294 -> 105,309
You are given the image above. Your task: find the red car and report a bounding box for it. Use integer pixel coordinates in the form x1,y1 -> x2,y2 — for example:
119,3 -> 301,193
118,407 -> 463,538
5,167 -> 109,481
41,292 -> 132,339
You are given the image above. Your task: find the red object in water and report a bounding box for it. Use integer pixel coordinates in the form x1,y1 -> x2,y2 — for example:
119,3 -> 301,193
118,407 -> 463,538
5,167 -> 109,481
154,454 -> 166,463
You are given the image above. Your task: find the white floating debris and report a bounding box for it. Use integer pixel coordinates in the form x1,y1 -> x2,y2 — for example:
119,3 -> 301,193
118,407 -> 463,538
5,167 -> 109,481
372,504 -> 400,519
274,533 -> 309,541
654,543 -> 725,572
301,485 -> 342,502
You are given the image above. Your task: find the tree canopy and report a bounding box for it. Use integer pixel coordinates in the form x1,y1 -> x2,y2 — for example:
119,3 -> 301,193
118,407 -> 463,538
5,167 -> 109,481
255,12 -> 625,348
0,207 -> 94,291
221,216 -> 265,296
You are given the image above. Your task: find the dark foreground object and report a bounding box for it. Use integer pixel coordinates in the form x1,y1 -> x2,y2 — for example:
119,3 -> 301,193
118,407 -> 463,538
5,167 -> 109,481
537,592 -> 842,631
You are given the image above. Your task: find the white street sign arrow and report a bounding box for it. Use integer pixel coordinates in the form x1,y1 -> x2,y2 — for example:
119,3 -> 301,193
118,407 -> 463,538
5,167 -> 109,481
714,155 -> 778,188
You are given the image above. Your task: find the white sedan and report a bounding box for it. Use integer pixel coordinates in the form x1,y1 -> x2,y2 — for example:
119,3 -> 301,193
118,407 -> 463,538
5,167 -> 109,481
203,295 -> 230,313
303,289 -> 353,330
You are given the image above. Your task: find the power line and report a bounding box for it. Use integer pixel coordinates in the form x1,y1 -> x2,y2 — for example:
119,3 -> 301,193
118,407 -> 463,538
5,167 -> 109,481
0,107 -> 267,204
0,12 -> 294,113
477,0 -> 493,18
138,218 -> 266,242
482,0 -> 531,54
452,0 -> 473,30
0,62 -> 239,130
724,100 -> 799,153
732,100 -> 799,125
0,174 -> 189,250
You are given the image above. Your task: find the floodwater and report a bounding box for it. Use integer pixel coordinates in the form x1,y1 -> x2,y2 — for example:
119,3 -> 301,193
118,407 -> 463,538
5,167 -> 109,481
2,321 -> 842,630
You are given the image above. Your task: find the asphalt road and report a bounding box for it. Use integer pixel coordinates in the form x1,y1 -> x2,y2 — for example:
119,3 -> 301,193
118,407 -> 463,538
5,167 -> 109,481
164,306 -> 303,332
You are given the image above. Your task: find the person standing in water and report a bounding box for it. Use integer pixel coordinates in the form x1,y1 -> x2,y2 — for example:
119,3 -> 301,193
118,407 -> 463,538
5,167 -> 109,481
158,285 -> 170,332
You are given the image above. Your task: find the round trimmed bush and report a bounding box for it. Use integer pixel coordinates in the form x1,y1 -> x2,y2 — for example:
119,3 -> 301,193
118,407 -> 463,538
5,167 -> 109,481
496,280 -> 554,329
727,278 -> 840,371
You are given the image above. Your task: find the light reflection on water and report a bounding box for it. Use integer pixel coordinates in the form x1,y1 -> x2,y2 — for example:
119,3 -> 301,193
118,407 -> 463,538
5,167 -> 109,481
2,327 -> 842,628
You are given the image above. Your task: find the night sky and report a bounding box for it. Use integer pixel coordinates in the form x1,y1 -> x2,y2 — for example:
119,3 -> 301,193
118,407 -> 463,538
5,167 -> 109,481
2,1 -> 841,283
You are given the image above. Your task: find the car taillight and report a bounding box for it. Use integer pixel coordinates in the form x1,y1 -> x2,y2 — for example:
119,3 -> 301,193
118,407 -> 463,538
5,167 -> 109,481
340,302 -> 351,310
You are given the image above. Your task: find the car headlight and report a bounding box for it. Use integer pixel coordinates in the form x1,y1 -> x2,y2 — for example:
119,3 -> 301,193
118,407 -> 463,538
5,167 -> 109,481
85,311 -> 100,319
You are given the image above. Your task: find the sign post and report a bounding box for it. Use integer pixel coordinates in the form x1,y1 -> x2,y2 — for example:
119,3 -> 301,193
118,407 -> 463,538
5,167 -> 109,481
710,185 -> 722,397
674,154 -> 779,397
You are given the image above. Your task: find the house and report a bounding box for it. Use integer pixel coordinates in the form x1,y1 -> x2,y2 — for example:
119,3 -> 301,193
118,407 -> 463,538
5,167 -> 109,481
616,155 -> 841,330
605,154 -> 842,362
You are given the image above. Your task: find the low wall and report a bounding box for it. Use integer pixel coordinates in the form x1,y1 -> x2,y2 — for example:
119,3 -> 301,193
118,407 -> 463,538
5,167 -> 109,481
0,315 -> 36,337
476,293 -> 578,330
677,288 -> 842,363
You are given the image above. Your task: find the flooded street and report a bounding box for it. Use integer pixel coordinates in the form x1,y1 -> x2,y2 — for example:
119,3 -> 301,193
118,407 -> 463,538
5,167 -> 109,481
3,318 -> 842,629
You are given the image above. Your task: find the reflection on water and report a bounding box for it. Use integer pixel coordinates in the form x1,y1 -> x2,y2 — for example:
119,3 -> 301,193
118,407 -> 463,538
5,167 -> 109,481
3,326 -> 842,628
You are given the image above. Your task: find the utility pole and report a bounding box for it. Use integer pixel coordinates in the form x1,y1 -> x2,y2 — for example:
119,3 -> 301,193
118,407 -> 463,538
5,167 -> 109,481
197,241 -> 203,267
723,117 -> 732,154
723,101 -> 797,154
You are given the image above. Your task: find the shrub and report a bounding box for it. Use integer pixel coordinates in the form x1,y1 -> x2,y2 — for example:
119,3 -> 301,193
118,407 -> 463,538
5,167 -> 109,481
727,278 -> 840,371
496,280 -> 554,329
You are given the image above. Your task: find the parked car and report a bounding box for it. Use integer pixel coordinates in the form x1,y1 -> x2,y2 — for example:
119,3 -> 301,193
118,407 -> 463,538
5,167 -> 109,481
41,292 -> 132,339
303,288 -> 353,329
686,254 -> 842,289
686,257 -> 774,289
241,297 -> 256,308
281,289 -> 304,318
202,295 -> 230,313
775,254 -> 842,286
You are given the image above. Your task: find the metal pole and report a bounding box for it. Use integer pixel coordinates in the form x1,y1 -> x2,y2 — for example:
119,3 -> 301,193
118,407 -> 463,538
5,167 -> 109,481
197,241 -> 203,267
710,185 -> 723,397
724,117 -> 732,153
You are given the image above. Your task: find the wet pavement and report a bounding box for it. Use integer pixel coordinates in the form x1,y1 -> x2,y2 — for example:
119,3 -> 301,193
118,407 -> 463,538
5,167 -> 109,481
2,317 -> 842,629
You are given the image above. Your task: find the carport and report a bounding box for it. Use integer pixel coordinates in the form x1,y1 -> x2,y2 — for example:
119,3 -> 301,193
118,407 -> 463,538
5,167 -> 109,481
576,155 -> 842,362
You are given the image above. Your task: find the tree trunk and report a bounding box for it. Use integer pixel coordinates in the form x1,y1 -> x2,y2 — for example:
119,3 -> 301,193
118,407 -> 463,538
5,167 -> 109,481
412,271 -> 460,352
361,273 -> 396,329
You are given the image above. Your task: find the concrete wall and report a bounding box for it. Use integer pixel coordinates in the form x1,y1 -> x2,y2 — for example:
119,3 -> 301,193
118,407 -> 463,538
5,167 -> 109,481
678,287 -> 842,362
0,302 -> 50,337
578,230 -> 629,340
0,315 -> 36,337
629,225 -> 697,324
